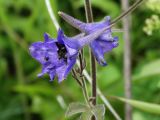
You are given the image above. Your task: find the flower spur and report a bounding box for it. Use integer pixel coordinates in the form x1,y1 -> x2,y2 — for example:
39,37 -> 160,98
59,12 -> 119,66
58,0 -> 145,66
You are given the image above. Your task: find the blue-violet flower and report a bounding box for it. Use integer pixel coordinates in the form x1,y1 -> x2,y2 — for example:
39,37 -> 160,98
29,28 -> 107,82
59,12 -> 119,66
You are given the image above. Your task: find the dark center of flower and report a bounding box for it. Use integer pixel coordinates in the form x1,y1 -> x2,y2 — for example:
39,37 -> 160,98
56,42 -> 67,60
44,56 -> 49,61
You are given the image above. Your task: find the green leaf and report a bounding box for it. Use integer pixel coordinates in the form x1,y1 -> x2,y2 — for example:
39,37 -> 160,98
92,105 -> 105,120
65,102 -> 88,118
66,103 -> 105,120
133,59 -> 160,81
80,111 -> 92,120
80,104 -> 105,120
116,97 -> 160,115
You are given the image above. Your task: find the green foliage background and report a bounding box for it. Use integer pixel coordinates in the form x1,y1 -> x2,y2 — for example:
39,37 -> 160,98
0,0 -> 160,120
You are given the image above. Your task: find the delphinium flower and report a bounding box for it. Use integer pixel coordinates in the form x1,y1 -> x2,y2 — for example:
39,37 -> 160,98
29,28 -> 108,82
58,12 -> 119,66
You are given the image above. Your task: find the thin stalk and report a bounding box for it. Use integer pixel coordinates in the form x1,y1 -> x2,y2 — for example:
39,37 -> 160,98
45,0 -> 60,30
83,0 -> 144,33
79,51 -> 90,105
84,0 -> 93,23
121,0 -> 132,120
82,77 -> 90,105
72,69 -> 90,105
84,0 -> 96,120
111,0 -> 144,25
84,0 -> 96,105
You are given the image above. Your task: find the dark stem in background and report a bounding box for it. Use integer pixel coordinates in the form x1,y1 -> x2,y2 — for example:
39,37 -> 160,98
84,0 -> 96,120
121,0 -> 132,120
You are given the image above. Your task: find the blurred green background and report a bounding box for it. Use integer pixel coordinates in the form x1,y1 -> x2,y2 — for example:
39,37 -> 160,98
0,0 -> 160,120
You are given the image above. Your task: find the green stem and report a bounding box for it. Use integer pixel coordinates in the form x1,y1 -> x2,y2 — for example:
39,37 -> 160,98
79,51 -> 90,105
81,77 -> 90,105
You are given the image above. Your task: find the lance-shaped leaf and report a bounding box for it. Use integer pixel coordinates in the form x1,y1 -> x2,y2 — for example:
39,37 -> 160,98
115,97 -> 160,115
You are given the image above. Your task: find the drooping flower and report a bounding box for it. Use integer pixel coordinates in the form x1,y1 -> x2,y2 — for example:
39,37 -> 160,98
58,12 -> 119,66
29,28 -> 107,82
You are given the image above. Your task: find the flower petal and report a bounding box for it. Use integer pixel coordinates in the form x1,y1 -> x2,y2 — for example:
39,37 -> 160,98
77,26 -> 108,48
57,29 -> 65,44
56,63 -> 67,83
64,55 -> 77,77
37,65 -> 48,78
90,41 -> 107,66
70,33 -> 85,39
59,12 -> 119,66
49,70 -> 56,82
44,33 -> 50,42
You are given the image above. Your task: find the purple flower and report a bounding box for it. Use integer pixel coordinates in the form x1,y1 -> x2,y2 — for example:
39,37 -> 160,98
29,28 -> 107,82
59,12 -> 119,66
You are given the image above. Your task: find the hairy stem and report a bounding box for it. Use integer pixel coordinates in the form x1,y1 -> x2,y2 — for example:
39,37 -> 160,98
79,51 -> 90,105
111,0 -> 144,25
84,0 -> 96,120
